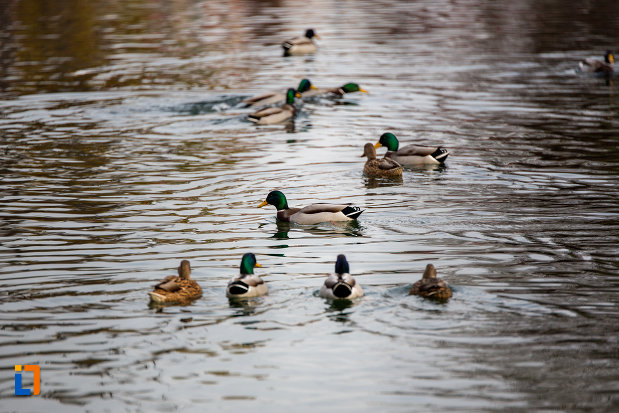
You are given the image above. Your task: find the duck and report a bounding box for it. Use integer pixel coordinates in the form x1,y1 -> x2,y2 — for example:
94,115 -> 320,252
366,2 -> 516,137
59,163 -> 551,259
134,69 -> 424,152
319,255 -> 364,299
148,260 -> 202,305
282,29 -> 320,56
242,79 -> 317,108
361,142 -> 403,178
258,190 -> 363,224
248,88 -> 301,125
300,82 -> 368,98
374,132 -> 449,166
578,50 -> 614,75
408,264 -> 452,301
226,253 -> 267,298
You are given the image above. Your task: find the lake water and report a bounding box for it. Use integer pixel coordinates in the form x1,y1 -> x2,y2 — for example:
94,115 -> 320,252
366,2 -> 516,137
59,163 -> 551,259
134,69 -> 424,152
1,0 -> 618,411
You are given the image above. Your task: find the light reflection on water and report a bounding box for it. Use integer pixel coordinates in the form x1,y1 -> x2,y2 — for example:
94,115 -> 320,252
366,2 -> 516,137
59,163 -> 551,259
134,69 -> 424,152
1,0 -> 619,411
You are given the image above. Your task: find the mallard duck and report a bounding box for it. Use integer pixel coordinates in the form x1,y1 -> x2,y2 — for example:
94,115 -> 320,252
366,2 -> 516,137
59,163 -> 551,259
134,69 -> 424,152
226,253 -> 267,298
301,82 -> 368,98
374,132 -> 449,166
408,264 -> 452,301
258,190 -> 363,224
148,260 -> 202,305
578,50 -> 614,75
242,79 -> 317,108
361,142 -> 403,178
319,255 -> 364,299
248,89 -> 301,125
282,29 -> 320,56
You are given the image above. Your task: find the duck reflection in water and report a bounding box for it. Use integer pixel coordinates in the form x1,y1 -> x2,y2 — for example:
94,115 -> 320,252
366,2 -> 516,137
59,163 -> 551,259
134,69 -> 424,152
266,220 -> 364,240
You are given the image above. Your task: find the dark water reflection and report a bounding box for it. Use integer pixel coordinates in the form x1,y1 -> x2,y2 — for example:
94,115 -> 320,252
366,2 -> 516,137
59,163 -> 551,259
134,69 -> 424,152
1,0 -> 619,411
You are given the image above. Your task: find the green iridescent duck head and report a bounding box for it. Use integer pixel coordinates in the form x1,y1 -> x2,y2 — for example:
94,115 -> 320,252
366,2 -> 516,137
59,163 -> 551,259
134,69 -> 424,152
375,132 -> 399,151
285,88 -> 302,104
240,253 -> 261,275
258,190 -> 289,211
305,29 -> 319,39
340,83 -> 368,94
296,79 -> 317,93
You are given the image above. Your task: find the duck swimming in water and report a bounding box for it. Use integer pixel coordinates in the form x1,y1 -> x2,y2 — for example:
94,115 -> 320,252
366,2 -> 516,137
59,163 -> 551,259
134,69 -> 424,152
248,89 -> 301,125
374,132 -> 449,166
361,142 -> 403,178
226,253 -> 267,298
408,264 -> 452,301
319,254 -> 364,299
578,50 -> 614,75
258,190 -> 363,224
148,260 -> 202,305
282,29 -> 320,56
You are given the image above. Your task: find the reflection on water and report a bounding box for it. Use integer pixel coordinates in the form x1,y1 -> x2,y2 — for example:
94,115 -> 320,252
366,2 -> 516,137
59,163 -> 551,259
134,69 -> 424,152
1,0 -> 619,411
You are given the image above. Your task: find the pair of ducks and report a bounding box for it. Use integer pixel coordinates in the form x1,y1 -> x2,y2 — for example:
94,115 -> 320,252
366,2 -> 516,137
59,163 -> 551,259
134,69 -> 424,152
148,254 -> 452,304
148,254 -> 265,305
246,80 -> 368,125
256,133 -> 448,225
361,132 -> 450,178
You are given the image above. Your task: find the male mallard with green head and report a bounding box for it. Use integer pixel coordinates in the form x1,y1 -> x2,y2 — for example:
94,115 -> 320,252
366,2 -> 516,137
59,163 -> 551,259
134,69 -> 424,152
282,29 -> 320,56
242,79 -> 318,108
319,254 -> 364,299
248,88 -> 301,125
374,132 -> 449,166
226,253 -> 267,298
361,142 -> 403,178
578,50 -> 615,75
258,190 -> 363,224
301,82 -> 368,98
148,260 -> 202,305
409,264 -> 452,301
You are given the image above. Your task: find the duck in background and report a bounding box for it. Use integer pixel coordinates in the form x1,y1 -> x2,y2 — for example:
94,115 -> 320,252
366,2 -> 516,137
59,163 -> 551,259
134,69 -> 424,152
408,264 -> 452,301
578,50 -> 614,75
360,142 -> 403,178
374,132 -> 449,167
248,88 -> 301,125
258,190 -> 363,224
242,79 -> 317,108
319,255 -> 364,299
148,260 -> 202,305
282,29 -> 320,56
226,253 -> 267,298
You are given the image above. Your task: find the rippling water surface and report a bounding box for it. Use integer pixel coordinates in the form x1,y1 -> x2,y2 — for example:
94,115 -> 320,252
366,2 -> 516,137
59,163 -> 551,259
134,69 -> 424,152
1,0 -> 618,411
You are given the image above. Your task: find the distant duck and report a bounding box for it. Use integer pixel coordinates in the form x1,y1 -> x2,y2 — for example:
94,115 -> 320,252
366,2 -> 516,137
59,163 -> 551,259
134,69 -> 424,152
361,142 -> 403,178
226,253 -> 267,298
408,264 -> 452,301
319,254 -> 364,299
242,79 -> 317,108
148,260 -> 202,305
282,29 -> 320,56
374,132 -> 449,166
578,50 -> 614,75
258,190 -> 363,224
301,82 -> 368,98
248,88 -> 301,125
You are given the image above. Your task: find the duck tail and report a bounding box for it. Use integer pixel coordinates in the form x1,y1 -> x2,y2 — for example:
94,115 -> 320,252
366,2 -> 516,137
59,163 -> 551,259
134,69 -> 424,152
227,281 -> 250,296
148,292 -> 166,304
342,206 -> 363,220
333,282 -> 353,298
431,148 -> 449,163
